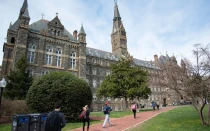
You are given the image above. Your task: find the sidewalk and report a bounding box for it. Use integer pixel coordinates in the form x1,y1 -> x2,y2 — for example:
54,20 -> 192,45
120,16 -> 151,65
71,106 -> 176,131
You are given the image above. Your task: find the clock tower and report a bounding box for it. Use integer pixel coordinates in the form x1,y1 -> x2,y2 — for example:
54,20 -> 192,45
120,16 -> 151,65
111,1 -> 128,56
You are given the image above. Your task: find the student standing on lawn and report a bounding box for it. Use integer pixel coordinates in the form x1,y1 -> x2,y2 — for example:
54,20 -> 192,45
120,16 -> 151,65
131,102 -> 137,119
44,102 -> 66,131
102,102 -> 112,128
84,105 -> 90,131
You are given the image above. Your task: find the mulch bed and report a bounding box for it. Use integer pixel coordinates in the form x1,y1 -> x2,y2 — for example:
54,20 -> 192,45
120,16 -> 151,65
0,116 -> 11,124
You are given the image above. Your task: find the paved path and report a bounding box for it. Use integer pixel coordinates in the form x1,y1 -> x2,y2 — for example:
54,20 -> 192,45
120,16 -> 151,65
71,106 -> 176,131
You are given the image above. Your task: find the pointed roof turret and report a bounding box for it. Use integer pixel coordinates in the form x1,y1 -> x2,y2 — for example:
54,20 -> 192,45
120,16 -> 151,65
22,8 -> 30,18
79,24 -> 86,35
19,0 -> 28,17
112,1 -> 122,33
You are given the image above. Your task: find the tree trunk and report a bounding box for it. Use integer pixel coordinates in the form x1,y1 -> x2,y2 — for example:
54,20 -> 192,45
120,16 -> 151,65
198,104 -> 208,126
124,97 -> 129,109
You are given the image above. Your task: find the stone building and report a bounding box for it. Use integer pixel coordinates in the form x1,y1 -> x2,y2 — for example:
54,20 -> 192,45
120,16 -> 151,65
1,0 -> 181,111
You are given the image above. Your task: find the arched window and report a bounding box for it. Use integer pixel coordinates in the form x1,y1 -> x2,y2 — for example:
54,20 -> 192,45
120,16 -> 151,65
24,20 -> 27,25
70,52 -> 76,69
27,44 -> 36,63
29,70 -> 33,77
54,30 -> 57,36
41,71 -> 49,76
56,48 -> 62,67
45,46 -> 53,65
57,31 -> 60,36
11,37 -> 15,43
93,80 -> 97,88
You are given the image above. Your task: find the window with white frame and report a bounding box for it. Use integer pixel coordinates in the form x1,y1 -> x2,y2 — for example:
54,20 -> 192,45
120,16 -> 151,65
92,68 -> 97,75
56,48 -> 62,67
45,46 -> 53,65
101,97 -> 104,101
93,80 -> 97,88
154,87 -> 157,92
148,95 -> 150,100
41,71 -> 49,75
107,97 -> 111,101
70,52 -> 76,69
46,54 -> 52,65
27,44 -> 36,63
100,79 -> 103,85
29,70 -> 33,77
106,70 -> 110,76
93,94 -> 97,101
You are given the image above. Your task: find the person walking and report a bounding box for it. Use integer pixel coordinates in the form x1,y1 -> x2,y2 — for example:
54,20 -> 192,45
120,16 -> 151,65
102,102 -> 112,128
44,102 -> 66,131
152,101 -> 156,110
83,105 -> 90,131
131,102 -> 137,119
156,102 -> 160,110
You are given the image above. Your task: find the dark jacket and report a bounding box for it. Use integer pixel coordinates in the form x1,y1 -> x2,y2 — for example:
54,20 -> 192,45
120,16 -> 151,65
44,110 -> 66,131
104,105 -> 112,115
85,109 -> 90,119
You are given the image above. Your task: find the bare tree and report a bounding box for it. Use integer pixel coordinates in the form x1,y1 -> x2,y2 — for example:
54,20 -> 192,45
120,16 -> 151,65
152,44 -> 210,126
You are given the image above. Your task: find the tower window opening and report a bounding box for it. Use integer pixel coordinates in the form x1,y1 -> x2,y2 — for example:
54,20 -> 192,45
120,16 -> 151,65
54,30 -> 57,36
11,37 -> 15,43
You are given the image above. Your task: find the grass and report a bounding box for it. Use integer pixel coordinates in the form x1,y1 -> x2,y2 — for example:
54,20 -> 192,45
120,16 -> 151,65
0,109 -> 148,131
129,105 -> 210,131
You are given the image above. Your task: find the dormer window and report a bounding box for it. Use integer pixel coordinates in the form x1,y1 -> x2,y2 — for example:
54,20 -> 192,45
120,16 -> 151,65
54,30 -> 57,36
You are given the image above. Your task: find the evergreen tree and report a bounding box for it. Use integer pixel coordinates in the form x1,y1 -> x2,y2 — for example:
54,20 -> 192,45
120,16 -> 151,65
97,58 -> 151,109
4,54 -> 33,100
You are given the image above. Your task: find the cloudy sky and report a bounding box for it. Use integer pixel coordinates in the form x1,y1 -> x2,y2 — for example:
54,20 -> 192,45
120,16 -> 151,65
1,0 -> 210,64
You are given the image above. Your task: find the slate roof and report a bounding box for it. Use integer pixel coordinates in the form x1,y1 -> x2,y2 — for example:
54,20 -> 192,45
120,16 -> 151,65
29,19 -> 78,42
9,19 -> 20,31
22,8 -> 30,18
86,47 -> 159,69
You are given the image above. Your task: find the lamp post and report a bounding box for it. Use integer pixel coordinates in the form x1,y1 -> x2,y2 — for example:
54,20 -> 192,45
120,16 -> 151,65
0,78 -> 7,107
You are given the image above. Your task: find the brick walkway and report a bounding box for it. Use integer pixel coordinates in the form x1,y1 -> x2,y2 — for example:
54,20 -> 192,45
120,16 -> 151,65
71,106 -> 176,131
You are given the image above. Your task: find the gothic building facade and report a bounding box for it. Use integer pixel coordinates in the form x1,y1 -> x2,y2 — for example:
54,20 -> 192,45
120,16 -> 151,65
1,0 -> 181,111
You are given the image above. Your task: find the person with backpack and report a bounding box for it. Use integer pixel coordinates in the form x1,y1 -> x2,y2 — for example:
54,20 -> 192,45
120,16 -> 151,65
80,105 -> 90,131
131,102 -> 137,119
102,102 -> 112,128
44,102 -> 66,131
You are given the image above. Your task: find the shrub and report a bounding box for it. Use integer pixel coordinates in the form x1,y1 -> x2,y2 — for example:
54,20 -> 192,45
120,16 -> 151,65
26,71 -> 92,121
0,100 -> 28,120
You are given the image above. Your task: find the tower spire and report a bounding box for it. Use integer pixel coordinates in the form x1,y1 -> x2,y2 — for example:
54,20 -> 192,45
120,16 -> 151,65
111,2 -> 128,56
19,0 -> 28,17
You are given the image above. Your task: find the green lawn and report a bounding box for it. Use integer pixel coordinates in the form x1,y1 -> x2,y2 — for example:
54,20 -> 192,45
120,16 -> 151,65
0,109 -> 145,131
129,105 -> 210,131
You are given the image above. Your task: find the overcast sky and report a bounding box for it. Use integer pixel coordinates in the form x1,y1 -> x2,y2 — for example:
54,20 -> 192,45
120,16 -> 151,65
1,0 -> 210,64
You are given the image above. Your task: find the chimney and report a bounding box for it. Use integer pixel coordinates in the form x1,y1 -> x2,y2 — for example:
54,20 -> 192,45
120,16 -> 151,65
73,30 -> 78,39
154,54 -> 158,63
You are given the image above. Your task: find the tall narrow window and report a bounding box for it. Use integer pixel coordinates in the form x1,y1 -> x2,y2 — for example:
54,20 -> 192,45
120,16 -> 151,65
45,46 -> 53,65
27,44 -> 36,63
11,37 -> 15,43
70,52 -> 76,69
54,30 -> 57,36
57,31 -> 60,36
56,48 -> 62,67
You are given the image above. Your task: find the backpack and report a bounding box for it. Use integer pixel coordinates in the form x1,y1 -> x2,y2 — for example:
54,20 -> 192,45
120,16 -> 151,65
79,111 -> 86,119
132,104 -> 136,110
49,111 -> 60,130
